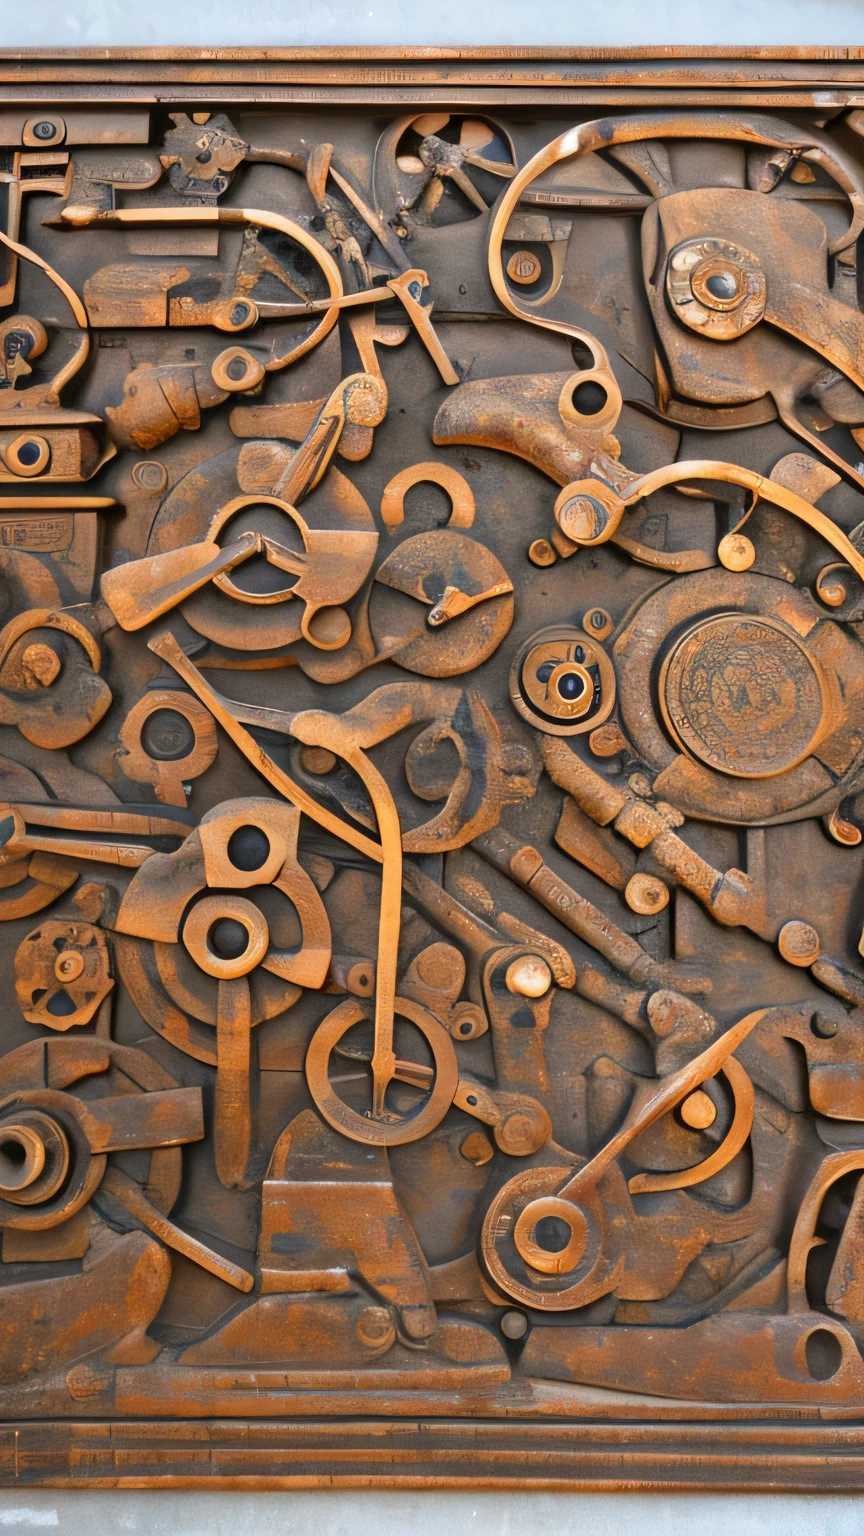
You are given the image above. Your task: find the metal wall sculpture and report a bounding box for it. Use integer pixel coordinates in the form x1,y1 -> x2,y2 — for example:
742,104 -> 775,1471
4,46 -> 864,1489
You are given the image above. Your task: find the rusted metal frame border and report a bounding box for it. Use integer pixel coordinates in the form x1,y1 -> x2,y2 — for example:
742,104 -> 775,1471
1,93 -> 860,109
1,88 -> 862,109
4,50 -> 864,106
3,49 -> 864,107
4,1417 -> 864,1490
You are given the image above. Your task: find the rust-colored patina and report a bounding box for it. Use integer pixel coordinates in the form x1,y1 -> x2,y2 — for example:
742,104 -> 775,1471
1,47 -> 864,1490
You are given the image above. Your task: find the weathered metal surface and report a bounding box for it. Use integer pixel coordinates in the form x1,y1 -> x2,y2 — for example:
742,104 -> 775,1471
0,51 -> 864,1487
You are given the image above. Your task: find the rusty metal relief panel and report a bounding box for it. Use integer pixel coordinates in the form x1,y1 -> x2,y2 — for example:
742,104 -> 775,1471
5,49 -> 864,1489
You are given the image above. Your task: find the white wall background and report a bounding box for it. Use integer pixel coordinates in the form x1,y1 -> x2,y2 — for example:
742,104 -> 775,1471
0,1489 -> 860,1533
0,0 -> 863,1528
0,0 -> 862,48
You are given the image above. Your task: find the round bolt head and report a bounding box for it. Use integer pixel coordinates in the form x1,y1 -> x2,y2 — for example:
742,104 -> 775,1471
680,1089 -> 717,1129
345,961 -> 375,998
589,722 -> 628,758
558,494 -> 600,542
778,919 -> 821,967
506,250 -> 542,285
355,1305 -> 396,1350
461,1130 -> 494,1166
414,941 -> 464,993
583,606 -> 612,638
625,873 -> 670,916
494,1103 -> 551,1157
300,746 -> 337,775
528,538 -> 557,568
21,643 -> 60,688
505,955 -> 552,998
500,1309 -> 528,1340
718,532 -> 756,571
628,772 -> 654,799
54,950 -> 84,983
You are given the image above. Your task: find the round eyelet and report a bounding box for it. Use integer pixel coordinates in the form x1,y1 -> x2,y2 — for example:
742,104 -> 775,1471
211,346 -> 266,393
510,626 -> 616,736
557,368 -> 622,432
4,434 -> 49,478
666,236 -> 766,340
212,299 -> 258,334
22,116 -> 65,147
183,894 -> 269,980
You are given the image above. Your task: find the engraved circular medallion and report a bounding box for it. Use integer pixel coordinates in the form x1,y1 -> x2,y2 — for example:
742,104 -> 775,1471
660,613 -> 825,779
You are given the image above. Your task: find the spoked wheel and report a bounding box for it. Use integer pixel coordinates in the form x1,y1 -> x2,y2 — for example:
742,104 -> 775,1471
305,995 -> 459,1145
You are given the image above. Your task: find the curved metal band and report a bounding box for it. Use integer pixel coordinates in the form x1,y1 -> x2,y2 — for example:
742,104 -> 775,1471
0,227 -> 89,393
621,460 -> 864,584
628,1056 -> 755,1195
60,204 -> 343,371
488,114 -> 864,348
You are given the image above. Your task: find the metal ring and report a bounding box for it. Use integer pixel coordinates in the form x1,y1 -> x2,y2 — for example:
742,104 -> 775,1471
305,994 -> 459,1146
182,894 -> 269,980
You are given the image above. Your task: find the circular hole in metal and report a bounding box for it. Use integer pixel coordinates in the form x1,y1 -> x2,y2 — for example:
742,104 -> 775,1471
556,670 -> 586,702
227,825 -> 271,872
140,708 -> 196,762
805,1328 -> 843,1381
571,380 -> 608,416
799,1327 -> 842,1388
0,1131 -> 38,1192
811,1011 -> 839,1039
705,270 -> 738,301
207,918 -> 251,961
533,1214 -> 572,1253
219,503 -> 303,597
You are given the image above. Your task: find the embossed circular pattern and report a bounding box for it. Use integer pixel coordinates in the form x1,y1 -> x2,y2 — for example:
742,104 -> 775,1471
660,614 -> 826,779
510,626 -> 616,737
